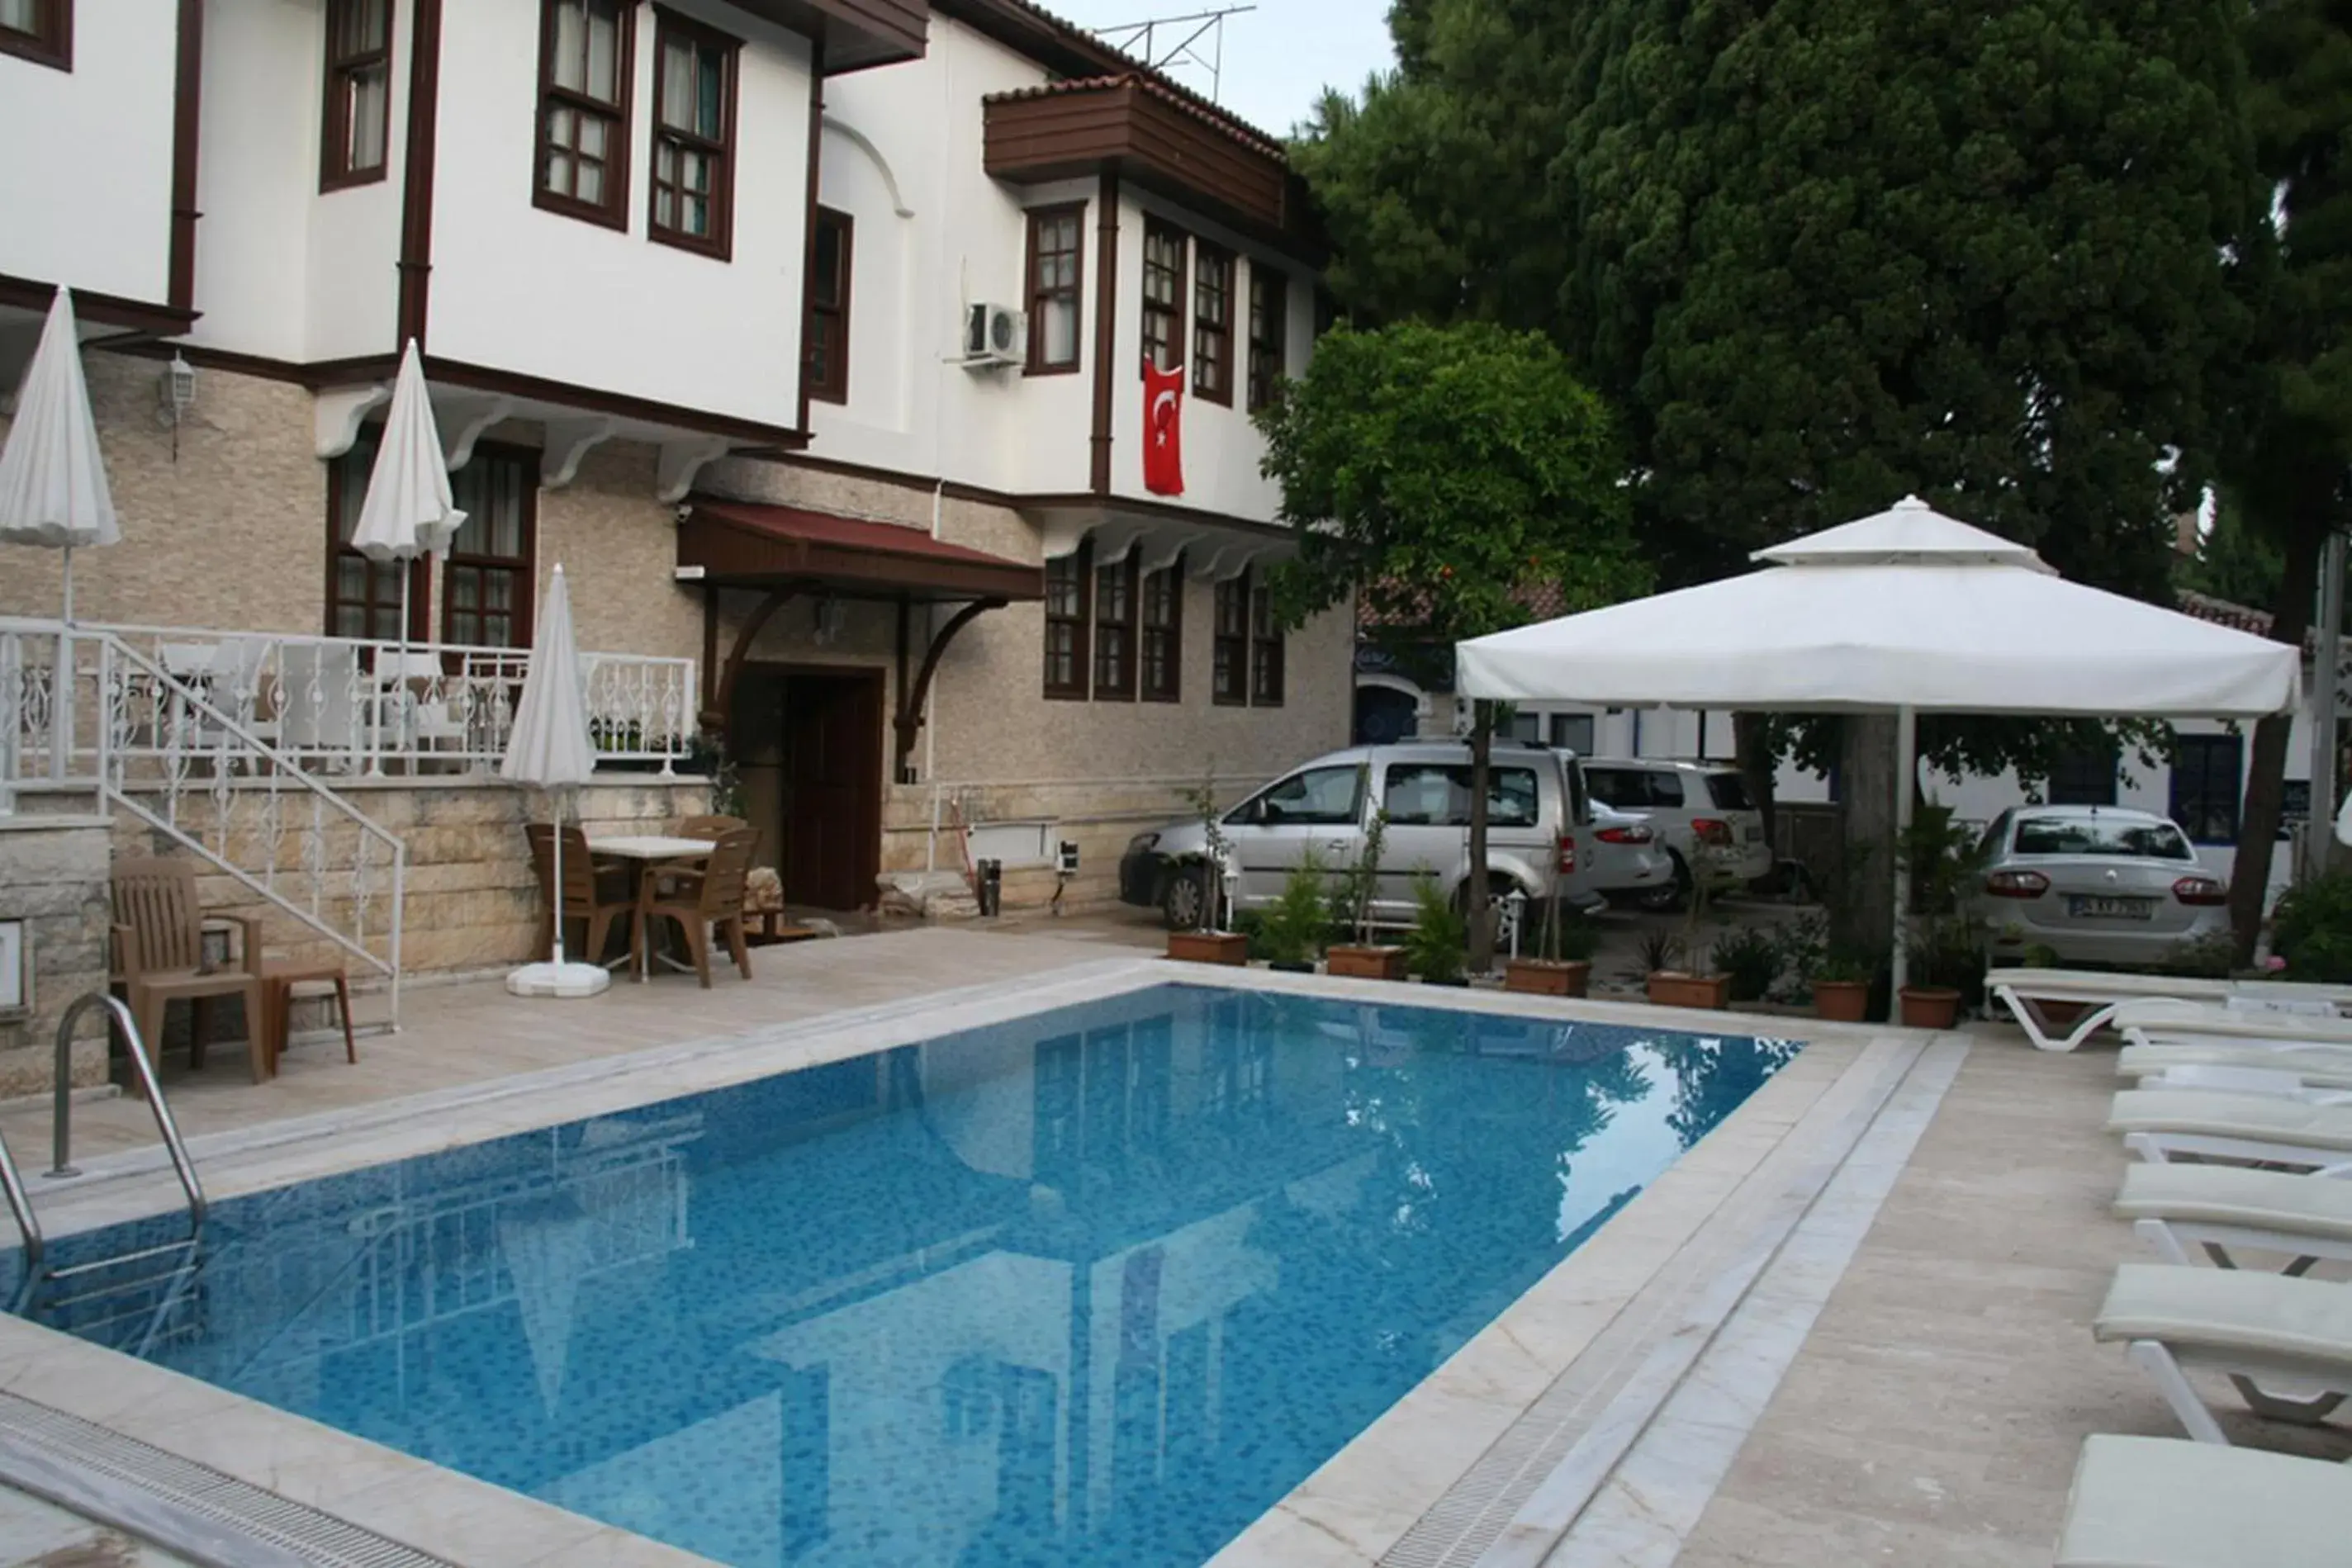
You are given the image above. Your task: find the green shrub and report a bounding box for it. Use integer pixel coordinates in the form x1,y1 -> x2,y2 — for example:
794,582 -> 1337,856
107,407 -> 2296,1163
2271,874 -> 2352,983
1261,851 -> 1331,967
1710,926 -> 1781,1002
1402,873 -> 1468,983
1553,912 -> 1601,964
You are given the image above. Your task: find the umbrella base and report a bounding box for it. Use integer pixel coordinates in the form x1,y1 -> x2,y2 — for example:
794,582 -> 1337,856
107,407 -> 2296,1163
505,961 -> 611,999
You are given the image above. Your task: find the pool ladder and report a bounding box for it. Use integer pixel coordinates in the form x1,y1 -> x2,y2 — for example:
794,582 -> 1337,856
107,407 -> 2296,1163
0,992 -> 208,1346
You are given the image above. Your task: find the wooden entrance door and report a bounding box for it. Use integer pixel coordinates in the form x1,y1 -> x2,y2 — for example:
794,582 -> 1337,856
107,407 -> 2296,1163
780,670 -> 883,911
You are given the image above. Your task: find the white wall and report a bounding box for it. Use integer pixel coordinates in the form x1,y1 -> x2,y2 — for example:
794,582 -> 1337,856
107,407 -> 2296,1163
426,0 -> 811,427
0,0 -> 180,305
809,16 -> 1314,515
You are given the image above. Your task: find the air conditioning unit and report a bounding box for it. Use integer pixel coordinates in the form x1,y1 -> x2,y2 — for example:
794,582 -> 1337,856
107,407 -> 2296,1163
963,303 -> 1027,367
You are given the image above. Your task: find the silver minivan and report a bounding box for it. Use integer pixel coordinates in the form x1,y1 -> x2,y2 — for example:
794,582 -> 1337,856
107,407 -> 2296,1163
1119,742 -> 1603,930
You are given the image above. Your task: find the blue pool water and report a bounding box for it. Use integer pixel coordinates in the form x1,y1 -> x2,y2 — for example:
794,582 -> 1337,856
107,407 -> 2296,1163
13,986 -> 1797,1566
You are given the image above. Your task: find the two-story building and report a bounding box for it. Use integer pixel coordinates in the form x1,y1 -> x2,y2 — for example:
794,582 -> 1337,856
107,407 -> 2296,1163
0,0 -> 1347,968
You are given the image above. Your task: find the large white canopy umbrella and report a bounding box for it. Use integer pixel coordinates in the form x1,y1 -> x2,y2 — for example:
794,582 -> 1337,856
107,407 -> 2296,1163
502,564 -> 609,998
0,288 -> 119,622
352,340 -> 463,751
1457,496 -> 2303,987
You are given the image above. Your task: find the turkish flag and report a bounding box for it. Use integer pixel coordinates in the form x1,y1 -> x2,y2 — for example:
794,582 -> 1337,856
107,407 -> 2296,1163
1143,362 -> 1184,495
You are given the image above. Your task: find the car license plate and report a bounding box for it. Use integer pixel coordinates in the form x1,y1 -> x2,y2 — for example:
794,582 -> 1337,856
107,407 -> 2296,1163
2068,895 -> 2153,920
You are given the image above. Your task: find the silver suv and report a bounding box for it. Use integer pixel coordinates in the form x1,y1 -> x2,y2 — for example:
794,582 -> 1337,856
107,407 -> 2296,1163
1580,758 -> 1772,903
1119,743 -> 1605,930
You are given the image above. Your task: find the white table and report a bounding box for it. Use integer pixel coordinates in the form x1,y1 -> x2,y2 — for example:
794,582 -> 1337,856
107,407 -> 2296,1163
586,836 -> 714,975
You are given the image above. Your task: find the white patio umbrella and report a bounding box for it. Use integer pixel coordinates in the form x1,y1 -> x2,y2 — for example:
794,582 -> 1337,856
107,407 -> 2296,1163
351,340 -> 463,752
1456,496 -> 2302,988
0,288 -> 119,621
501,563 -> 609,998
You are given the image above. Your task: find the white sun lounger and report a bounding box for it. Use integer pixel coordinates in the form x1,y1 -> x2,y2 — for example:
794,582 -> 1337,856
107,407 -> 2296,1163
1986,968 -> 2350,1053
2108,1089 -> 2352,1170
2057,1434 -> 2352,1568
2119,1045 -> 2352,1100
2094,1263 -> 2352,1444
2114,1162 -> 2352,1273
2113,998 -> 2352,1050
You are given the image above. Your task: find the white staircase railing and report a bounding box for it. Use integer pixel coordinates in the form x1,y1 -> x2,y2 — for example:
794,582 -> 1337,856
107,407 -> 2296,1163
2,619 -> 406,1024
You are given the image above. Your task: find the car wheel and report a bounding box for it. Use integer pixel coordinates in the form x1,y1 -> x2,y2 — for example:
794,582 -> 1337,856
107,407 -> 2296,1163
1160,865 -> 1210,931
1641,852 -> 1691,912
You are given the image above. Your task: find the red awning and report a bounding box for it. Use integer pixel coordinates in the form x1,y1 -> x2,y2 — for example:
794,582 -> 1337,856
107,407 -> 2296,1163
679,500 -> 1045,602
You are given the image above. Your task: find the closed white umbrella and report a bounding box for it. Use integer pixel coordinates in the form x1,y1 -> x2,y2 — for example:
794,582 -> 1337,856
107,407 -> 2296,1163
502,564 -> 608,997
0,287 -> 119,620
1457,496 -> 2303,986
352,340 -> 463,755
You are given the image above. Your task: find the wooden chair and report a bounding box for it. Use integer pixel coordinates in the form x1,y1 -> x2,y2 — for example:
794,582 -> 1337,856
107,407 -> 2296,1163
524,823 -> 634,968
676,814 -> 749,839
633,827 -> 757,988
110,856 -> 268,1083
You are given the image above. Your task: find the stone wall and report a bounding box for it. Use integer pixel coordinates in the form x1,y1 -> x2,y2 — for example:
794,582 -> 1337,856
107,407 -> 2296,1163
107,776 -> 712,982
0,817 -> 114,1095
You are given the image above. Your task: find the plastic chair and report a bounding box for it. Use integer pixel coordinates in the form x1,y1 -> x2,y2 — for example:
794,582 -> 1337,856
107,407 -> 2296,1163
110,856 -> 268,1083
524,822 -> 634,968
633,828 -> 757,988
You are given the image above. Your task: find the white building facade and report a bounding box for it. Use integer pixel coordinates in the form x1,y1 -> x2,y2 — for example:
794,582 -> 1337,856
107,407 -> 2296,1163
0,0 -> 1346,947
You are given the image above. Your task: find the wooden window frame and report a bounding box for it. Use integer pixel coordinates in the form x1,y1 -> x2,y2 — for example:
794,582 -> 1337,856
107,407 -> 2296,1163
1192,241 -> 1235,406
325,431 -> 424,644
1043,544 -> 1093,701
1250,580 -> 1284,708
1140,554 -> 1183,703
2169,732 -> 2244,846
0,0 -> 70,71
1093,551 -> 1139,701
1140,218 -> 1188,377
805,206 -> 852,405
1247,263 -> 1286,414
647,6 -> 739,262
533,0 -> 637,231
439,444 -> 541,651
1024,203 -> 1087,376
320,0 -> 393,192
1212,572 -> 1248,708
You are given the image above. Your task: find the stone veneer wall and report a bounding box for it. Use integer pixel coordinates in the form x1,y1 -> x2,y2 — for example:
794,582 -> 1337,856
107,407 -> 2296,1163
0,817 -> 114,1095
106,777 -> 712,981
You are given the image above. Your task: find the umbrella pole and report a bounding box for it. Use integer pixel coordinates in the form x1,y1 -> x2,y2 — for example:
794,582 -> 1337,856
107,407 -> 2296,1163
550,787 -> 568,966
1891,705 -> 1915,993
55,547 -> 74,784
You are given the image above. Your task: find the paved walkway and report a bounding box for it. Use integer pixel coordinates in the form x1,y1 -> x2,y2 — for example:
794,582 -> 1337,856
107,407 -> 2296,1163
1673,1029 -> 2352,1568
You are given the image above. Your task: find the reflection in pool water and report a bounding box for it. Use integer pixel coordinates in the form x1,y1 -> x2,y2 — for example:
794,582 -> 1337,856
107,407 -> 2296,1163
12,986 -> 1798,1567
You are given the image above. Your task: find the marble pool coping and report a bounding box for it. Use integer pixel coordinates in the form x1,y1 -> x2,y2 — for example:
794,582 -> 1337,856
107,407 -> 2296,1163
0,959 -> 1917,1567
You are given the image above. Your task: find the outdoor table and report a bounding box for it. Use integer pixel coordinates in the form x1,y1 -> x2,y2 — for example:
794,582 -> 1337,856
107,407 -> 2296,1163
586,836 -> 714,977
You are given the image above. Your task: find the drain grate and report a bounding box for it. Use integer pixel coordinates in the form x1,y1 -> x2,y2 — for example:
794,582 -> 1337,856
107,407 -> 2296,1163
0,1390 -> 460,1568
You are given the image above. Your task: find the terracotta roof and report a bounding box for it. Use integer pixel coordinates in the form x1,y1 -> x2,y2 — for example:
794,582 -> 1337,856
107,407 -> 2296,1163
983,73 -> 1287,159
680,500 -> 1045,600
1358,580 -> 1570,632
2174,588 -> 2274,637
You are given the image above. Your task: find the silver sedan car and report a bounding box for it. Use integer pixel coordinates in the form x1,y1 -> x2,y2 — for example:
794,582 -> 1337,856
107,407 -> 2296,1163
1969,806 -> 2230,968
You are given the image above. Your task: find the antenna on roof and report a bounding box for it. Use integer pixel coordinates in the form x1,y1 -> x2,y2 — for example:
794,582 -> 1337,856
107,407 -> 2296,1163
1093,4 -> 1256,104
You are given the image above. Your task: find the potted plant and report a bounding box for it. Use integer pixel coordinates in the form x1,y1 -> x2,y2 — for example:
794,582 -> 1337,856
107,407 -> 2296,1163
1645,850 -> 1731,1009
1260,850 -> 1330,973
1167,777 -> 1250,965
1895,803 -> 1985,1028
1506,896 -> 1600,997
1810,946 -> 1878,1022
1402,872 -> 1471,985
1709,925 -> 1781,1006
1326,807 -> 1408,980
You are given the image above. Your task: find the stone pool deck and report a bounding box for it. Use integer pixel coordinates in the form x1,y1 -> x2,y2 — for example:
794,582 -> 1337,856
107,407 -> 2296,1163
0,923 -> 2341,1566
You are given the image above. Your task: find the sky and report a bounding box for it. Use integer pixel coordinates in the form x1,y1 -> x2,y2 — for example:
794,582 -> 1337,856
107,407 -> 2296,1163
1036,0 -> 1398,140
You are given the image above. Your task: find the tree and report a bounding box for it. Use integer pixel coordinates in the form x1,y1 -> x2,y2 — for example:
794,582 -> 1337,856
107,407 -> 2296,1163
2216,0 -> 2352,960
1256,321 -> 1648,967
1300,0 -> 2265,945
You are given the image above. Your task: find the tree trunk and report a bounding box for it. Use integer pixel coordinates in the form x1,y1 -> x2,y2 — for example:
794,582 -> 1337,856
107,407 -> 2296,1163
1733,710 -> 1778,855
1837,712 -> 1899,956
1467,703 -> 1497,973
2229,523 -> 2323,964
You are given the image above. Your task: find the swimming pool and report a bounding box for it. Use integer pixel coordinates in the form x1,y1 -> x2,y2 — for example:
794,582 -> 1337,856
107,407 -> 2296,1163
14,984 -> 1798,1567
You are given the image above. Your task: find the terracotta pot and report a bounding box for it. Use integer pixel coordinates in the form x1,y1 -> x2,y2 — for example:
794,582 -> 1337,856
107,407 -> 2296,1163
1899,986 -> 1962,1030
2036,998 -> 2087,1027
1168,931 -> 1250,967
1812,980 -> 1871,1023
1506,958 -> 1592,998
1647,971 -> 1731,1010
1326,945 -> 1407,981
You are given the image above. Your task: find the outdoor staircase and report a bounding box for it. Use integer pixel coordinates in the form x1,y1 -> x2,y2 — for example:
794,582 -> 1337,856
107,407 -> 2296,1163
5,620 -> 406,1024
